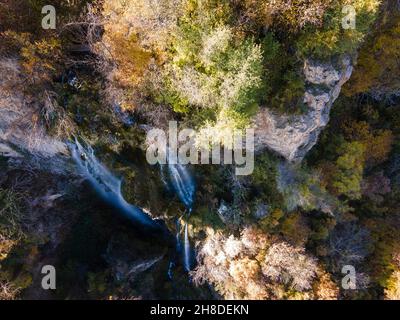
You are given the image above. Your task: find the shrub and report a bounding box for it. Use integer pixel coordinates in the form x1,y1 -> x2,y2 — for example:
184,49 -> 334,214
296,0 -> 381,59
331,141 -> 366,199
165,25 -> 264,118
385,270 -> 400,300
0,188 -> 24,241
238,0 -> 331,34
0,281 -> 20,300
1,31 -> 62,84
262,242 -> 318,291
250,152 -> 284,209
192,227 -> 321,299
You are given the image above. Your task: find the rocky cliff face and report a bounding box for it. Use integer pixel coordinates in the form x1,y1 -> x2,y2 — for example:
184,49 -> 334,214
254,56 -> 353,162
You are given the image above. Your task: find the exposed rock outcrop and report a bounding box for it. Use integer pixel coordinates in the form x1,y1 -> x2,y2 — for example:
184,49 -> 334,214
254,56 -> 353,162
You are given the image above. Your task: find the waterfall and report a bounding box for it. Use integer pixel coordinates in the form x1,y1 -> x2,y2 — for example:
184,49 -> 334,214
70,138 -> 160,230
161,160 -> 196,273
183,222 -> 191,272
163,163 -> 196,211
175,217 -> 182,253
170,163 -> 195,272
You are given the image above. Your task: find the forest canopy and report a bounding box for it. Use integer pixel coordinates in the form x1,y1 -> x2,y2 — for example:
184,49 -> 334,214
0,0 -> 399,302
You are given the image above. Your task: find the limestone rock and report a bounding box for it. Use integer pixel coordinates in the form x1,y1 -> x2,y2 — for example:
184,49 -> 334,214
254,56 -> 353,162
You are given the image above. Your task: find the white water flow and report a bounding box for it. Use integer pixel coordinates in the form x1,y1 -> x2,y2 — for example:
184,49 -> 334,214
161,160 -> 196,272
70,139 -> 159,230
184,222 -> 190,272
169,163 -> 194,272
166,163 -> 196,210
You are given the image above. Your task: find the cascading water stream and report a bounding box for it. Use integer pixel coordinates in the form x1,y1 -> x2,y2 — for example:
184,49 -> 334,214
165,163 -> 196,210
70,137 -> 197,276
161,161 -> 196,274
183,222 -> 191,272
70,138 -> 161,231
